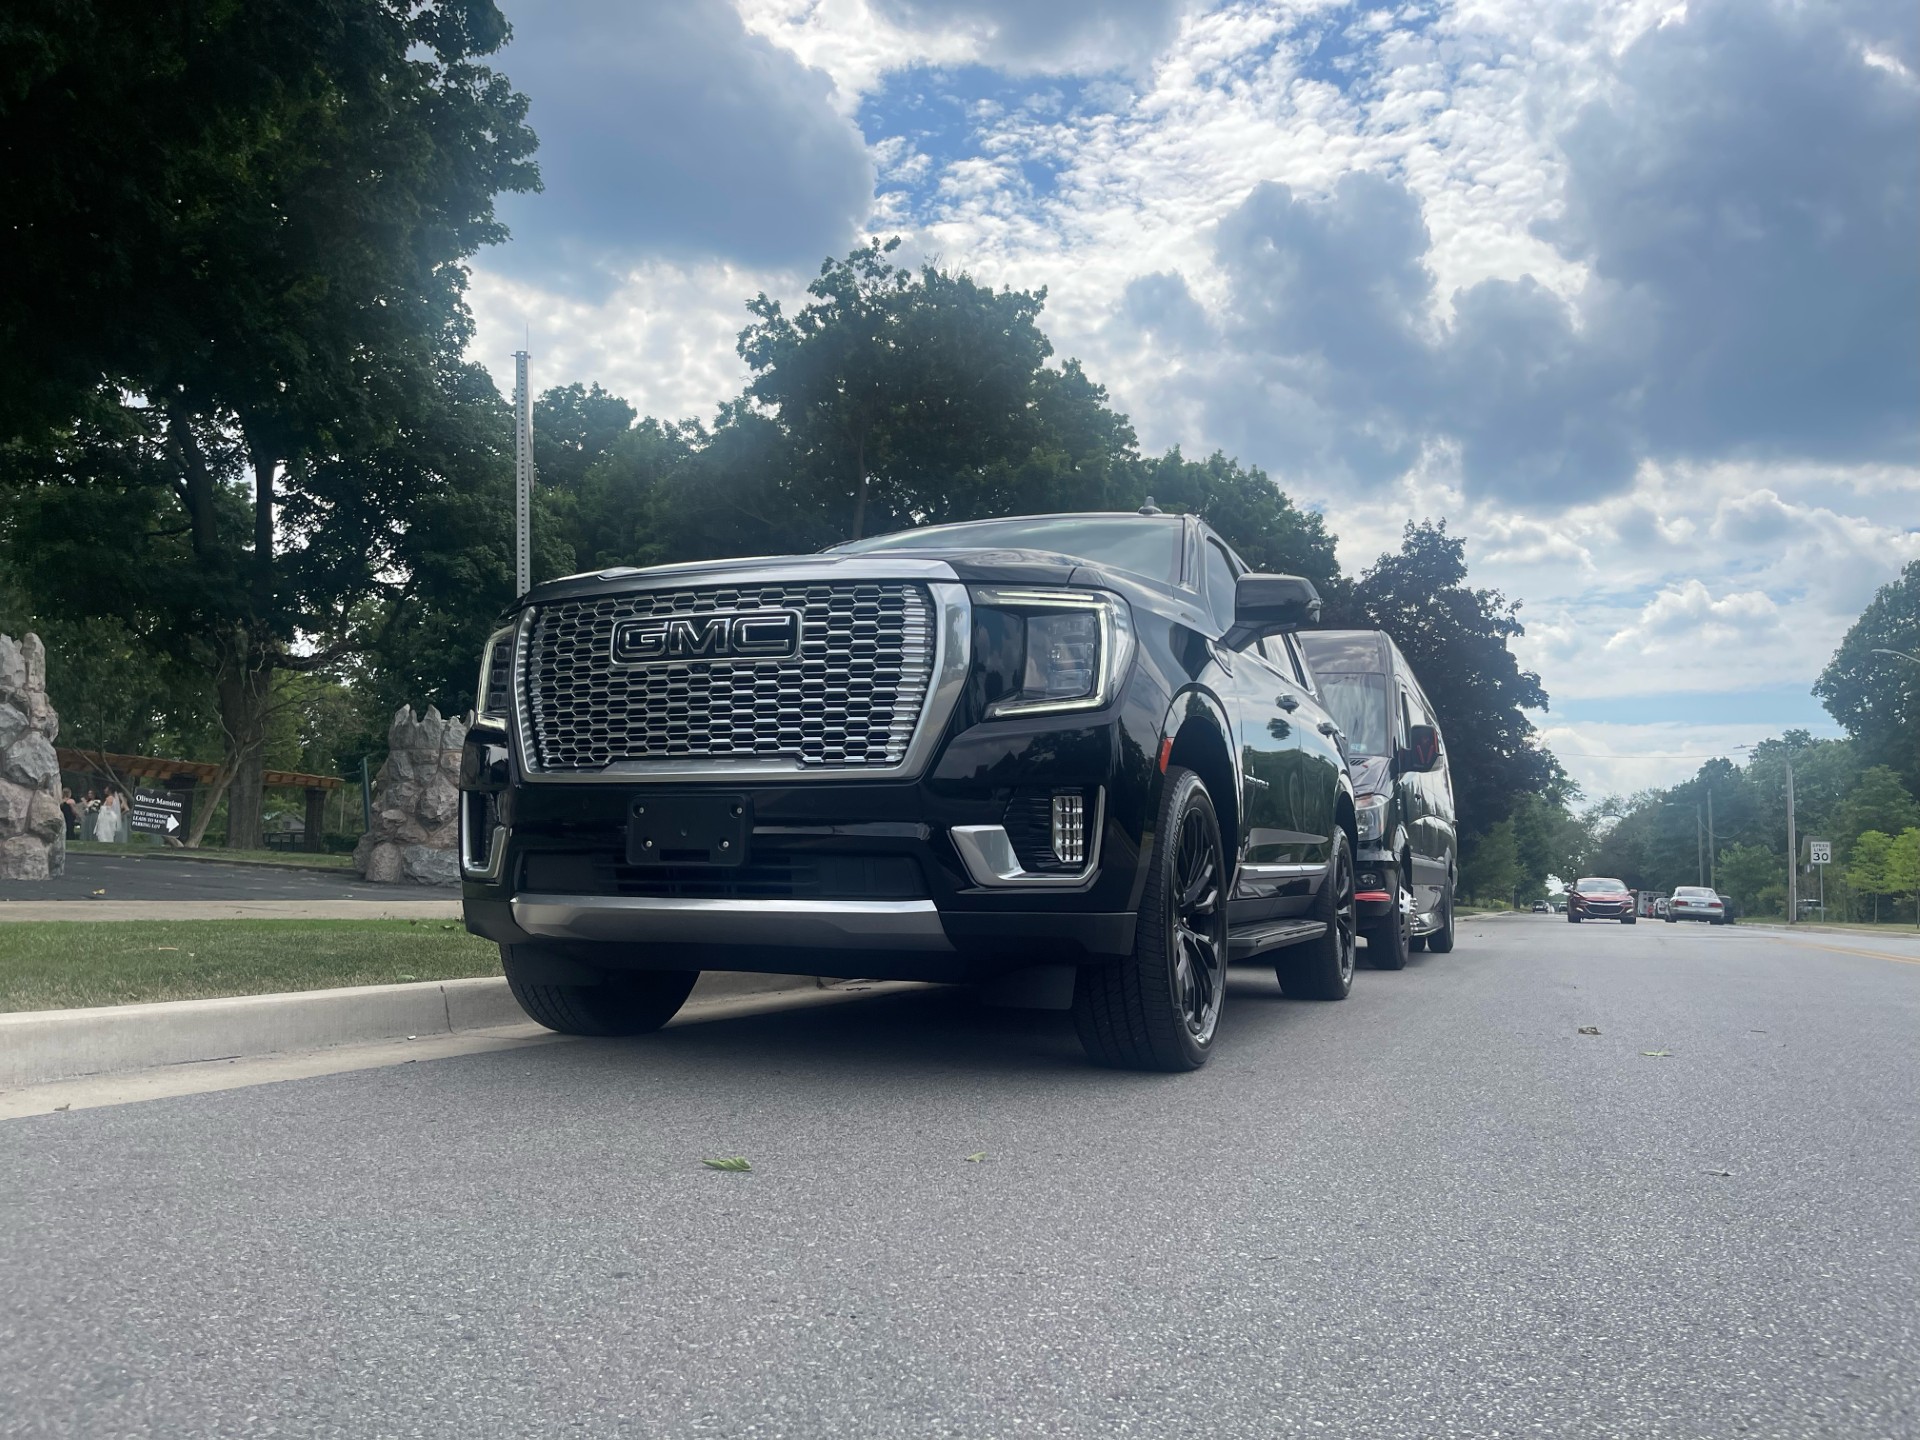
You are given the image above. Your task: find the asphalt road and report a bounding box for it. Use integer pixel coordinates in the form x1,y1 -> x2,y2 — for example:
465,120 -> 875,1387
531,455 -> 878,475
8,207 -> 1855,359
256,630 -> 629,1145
0,850 -> 448,904
3,916 -> 1916,1438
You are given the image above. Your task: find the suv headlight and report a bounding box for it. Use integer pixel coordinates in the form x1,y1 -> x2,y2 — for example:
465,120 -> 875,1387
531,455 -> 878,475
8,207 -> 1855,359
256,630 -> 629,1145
475,622 -> 518,723
1355,792 -> 1389,844
971,587 -> 1135,719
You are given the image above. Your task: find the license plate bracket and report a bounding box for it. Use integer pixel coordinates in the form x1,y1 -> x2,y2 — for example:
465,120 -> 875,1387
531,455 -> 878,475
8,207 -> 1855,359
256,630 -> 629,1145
626,794 -> 749,867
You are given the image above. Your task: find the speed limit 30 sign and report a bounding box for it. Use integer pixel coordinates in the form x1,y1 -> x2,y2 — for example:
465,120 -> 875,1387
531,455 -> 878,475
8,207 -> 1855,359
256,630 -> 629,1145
1809,839 -> 1832,865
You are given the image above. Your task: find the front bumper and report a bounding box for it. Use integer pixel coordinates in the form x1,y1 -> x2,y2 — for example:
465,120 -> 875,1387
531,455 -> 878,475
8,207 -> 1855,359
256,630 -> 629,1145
459,713 -> 1150,982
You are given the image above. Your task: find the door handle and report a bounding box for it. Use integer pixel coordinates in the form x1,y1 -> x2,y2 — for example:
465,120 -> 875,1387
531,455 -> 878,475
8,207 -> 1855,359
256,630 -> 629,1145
1276,694 -> 1299,712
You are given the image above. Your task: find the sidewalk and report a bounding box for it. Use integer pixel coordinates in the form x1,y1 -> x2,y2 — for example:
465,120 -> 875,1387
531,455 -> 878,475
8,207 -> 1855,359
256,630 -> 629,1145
0,899 -> 461,923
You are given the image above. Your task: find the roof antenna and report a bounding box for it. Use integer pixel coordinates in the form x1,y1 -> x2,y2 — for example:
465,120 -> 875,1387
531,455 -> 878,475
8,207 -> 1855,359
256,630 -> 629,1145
1138,495 -> 1162,516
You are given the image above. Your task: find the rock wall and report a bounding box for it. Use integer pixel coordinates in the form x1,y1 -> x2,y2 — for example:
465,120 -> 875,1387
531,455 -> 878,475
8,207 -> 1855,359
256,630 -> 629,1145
354,705 -> 469,887
0,633 -> 65,879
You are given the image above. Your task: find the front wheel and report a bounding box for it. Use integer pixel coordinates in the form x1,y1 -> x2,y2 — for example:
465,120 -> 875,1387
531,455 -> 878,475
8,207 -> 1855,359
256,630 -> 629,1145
1623,916 -> 1637,925
1073,765 -> 1228,1072
1568,912 -> 1582,923
502,945 -> 699,1036
1276,830 -> 1357,1000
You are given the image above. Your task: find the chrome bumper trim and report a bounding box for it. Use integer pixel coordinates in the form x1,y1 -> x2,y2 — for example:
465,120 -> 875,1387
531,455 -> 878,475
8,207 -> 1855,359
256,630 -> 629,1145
950,790 -> 1106,889
510,895 -> 954,951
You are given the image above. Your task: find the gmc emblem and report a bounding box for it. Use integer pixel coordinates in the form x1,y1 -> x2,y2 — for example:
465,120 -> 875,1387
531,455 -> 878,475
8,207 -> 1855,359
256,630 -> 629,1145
610,610 -> 801,665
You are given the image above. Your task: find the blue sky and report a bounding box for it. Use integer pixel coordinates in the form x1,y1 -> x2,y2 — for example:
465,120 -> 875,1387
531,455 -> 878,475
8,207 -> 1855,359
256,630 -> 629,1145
470,0 -> 1919,798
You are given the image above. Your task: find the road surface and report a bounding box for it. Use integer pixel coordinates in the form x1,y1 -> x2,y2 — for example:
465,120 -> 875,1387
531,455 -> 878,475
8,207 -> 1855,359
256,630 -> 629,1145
3,915 -> 1915,1437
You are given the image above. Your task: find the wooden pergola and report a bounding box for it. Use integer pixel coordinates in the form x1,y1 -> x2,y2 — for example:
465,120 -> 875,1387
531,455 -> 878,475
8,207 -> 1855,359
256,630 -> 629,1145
57,748 -> 344,852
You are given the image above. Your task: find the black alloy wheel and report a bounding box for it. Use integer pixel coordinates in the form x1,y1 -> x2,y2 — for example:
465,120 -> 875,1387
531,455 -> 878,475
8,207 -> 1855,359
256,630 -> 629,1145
1170,800 -> 1228,1044
1276,828 -> 1357,1000
1073,765 -> 1228,1072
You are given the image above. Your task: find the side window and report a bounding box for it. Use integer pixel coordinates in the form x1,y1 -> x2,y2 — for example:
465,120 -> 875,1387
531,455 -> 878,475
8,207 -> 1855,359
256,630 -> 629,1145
1398,689 -> 1414,749
1204,540 -> 1238,632
1263,631 -> 1309,687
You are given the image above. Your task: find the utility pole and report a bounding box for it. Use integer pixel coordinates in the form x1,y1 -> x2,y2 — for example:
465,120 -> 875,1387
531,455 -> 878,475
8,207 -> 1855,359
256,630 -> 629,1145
1695,803 -> 1704,887
513,348 -> 533,599
1707,789 -> 1715,891
1786,759 -> 1798,925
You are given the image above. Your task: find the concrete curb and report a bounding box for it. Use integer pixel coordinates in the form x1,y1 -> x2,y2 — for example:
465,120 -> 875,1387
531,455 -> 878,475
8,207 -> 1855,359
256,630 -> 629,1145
0,971 -> 818,1089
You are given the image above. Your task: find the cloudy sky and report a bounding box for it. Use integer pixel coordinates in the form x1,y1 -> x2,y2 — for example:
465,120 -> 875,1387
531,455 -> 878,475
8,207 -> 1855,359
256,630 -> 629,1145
468,0 -> 1920,800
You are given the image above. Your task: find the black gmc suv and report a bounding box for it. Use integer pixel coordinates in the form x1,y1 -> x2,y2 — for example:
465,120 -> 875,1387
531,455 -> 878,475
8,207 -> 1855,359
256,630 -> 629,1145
460,509 -> 1359,1072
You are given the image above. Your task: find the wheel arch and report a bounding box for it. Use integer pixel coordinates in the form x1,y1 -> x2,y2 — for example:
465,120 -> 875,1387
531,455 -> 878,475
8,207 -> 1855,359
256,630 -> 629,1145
1159,688 -> 1241,865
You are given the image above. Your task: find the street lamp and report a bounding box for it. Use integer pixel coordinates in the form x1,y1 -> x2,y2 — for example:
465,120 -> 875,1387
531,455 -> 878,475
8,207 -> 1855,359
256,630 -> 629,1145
1870,648 -> 1920,665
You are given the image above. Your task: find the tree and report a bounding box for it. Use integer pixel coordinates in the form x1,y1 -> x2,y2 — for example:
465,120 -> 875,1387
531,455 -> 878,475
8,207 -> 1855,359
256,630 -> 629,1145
1458,819 -> 1521,905
1331,521 -> 1558,838
1816,561 -> 1920,792
1834,765 -> 1919,852
1718,842 -> 1783,918
739,239 -> 1055,539
1848,831 -> 1896,922
0,0 -> 538,847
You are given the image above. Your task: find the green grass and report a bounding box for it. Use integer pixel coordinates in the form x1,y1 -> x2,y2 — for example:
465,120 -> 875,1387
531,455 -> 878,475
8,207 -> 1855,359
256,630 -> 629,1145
0,919 -> 501,1012
68,840 -> 356,871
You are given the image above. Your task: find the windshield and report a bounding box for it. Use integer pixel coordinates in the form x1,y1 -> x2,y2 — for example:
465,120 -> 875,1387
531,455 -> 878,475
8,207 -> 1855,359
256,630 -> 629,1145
835,516 -> 1181,583
1315,673 -> 1391,757
1674,887 -> 1714,899
1577,878 -> 1628,893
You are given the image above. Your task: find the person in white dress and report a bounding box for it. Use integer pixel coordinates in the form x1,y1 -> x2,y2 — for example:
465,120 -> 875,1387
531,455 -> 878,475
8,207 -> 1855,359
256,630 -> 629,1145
94,790 -> 125,844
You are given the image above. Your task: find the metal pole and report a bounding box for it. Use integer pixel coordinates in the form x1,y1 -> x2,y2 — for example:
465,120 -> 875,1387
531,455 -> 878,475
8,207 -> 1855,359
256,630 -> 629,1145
513,350 -> 533,598
1707,789 -> 1715,891
1696,803 -> 1704,887
1785,760 -> 1798,925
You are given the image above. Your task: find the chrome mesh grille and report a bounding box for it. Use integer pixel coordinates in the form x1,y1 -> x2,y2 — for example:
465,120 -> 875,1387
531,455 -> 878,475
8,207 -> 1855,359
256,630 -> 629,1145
521,582 -> 936,773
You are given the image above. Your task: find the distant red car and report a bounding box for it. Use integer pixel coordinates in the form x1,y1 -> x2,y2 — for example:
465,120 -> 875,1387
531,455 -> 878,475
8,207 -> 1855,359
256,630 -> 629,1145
1568,877 -> 1636,924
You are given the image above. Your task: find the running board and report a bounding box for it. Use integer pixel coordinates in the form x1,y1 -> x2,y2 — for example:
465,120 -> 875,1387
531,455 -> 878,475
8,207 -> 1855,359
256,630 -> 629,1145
1228,918 -> 1328,961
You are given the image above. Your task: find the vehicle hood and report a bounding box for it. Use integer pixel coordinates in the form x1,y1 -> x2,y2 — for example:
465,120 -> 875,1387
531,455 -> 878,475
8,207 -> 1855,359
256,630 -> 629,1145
515,547 -> 1106,610
1348,752 -> 1392,797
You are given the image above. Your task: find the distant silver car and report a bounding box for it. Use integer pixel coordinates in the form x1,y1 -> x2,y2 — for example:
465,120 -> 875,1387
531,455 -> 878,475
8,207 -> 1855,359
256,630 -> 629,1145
1666,886 -> 1727,925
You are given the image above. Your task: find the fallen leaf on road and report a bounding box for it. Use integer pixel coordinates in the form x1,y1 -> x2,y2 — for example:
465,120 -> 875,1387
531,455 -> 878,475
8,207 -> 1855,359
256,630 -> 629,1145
53,1104 -> 69,1112
154,946 -> 179,951
90,889 -> 106,896
1641,1050 -> 1671,1057
1577,1026 -> 1600,1035
1702,1169 -> 1733,1177
964,1152 -> 987,1163
702,1157 -> 752,1172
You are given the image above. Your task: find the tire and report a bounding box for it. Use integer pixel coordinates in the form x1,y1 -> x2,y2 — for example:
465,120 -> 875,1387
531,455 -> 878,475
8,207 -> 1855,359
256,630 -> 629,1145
502,945 -> 699,1037
1072,766 -> 1228,1072
1568,912 -> 1581,923
1426,878 -> 1457,954
1364,863 -> 1410,971
1623,916 -> 1637,925
1665,914 -> 1676,924
1276,829 -> 1357,1001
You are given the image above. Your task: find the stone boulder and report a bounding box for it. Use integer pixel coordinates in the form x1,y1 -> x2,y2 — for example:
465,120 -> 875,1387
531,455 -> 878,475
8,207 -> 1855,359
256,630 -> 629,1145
354,705 -> 470,887
0,634 -> 63,879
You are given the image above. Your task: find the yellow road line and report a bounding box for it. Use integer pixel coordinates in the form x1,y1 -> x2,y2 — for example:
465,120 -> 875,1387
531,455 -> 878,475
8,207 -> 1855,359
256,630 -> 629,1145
1793,941 -> 1920,967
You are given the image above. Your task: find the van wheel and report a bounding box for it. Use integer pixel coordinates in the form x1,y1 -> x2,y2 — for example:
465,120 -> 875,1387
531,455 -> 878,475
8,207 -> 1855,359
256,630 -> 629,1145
501,946 -> 699,1036
1073,766 -> 1227,1072
1276,830 -> 1356,1000
1364,866 -> 1409,971
1426,880 -> 1456,954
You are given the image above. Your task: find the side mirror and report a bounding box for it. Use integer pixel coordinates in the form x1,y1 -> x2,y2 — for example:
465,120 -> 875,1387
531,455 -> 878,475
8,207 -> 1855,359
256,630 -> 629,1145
1225,573 -> 1321,648
1401,724 -> 1441,773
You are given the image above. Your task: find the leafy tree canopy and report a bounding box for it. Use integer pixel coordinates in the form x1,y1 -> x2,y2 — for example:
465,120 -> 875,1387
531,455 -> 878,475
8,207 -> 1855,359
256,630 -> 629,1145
1816,560 -> 1920,792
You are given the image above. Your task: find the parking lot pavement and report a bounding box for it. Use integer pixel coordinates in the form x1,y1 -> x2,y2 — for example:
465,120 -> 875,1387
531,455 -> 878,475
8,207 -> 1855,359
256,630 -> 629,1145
3,915 -> 1916,1438
0,850 -> 448,906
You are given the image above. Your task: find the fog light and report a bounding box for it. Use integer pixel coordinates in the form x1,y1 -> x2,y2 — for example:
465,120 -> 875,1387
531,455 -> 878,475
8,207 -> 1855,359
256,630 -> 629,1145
1051,793 -> 1085,865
